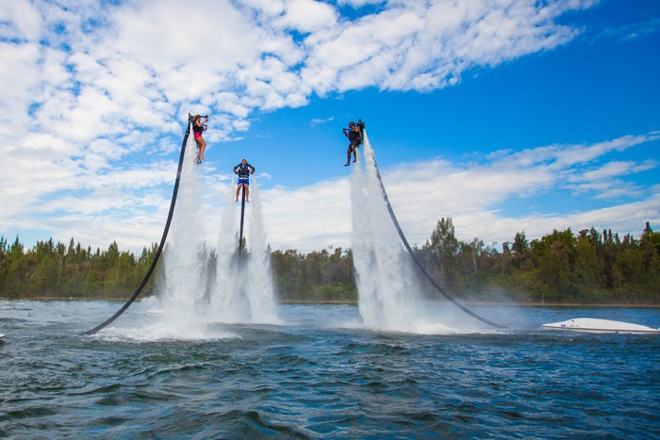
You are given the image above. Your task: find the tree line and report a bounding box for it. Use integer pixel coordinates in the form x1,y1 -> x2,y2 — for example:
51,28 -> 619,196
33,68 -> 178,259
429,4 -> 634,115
0,237 -> 159,299
0,220 -> 657,304
417,219 -> 659,305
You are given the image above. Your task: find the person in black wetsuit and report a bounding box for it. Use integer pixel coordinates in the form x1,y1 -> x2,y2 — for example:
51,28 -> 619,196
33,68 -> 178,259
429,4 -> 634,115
234,159 -> 255,202
343,121 -> 362,166
192,114 -> 209,163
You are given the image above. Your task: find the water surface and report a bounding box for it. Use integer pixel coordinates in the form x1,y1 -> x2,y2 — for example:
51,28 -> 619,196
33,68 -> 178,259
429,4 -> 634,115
1,300 -> 658,439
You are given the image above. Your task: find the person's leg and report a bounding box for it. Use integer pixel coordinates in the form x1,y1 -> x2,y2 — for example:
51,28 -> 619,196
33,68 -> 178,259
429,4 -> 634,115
235,184 -> 241,202
345,146 -> 351,166
198,138 -> 207,161
245,184 -> 250,202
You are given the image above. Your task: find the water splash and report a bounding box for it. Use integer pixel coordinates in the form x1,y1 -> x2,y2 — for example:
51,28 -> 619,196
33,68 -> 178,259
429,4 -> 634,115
210,173 -> 239,320
151,130 -> 279,336
210,176 -> 279,324
155,130 -> 210,333
351,131 -> 470,334
243,177 -> 279,323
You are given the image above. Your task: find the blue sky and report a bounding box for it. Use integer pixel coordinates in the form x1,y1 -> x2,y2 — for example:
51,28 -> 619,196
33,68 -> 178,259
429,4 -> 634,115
1,0 -> 658,253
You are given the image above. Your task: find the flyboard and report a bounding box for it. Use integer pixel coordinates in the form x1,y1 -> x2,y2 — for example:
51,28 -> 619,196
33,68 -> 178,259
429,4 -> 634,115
542,318 -> 660,334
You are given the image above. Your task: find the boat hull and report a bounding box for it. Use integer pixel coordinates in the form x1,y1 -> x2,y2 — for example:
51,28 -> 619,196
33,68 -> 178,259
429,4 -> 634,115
542,318 -> 660,334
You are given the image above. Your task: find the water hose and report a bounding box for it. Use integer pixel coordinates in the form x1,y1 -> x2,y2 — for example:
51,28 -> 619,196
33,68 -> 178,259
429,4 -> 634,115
365,131 -> 506,329
82,115 -> 192,335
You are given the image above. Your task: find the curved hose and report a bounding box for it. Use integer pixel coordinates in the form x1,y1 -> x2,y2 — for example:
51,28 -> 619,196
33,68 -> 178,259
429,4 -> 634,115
366,136 -> 507,329
82,116 -> 192,335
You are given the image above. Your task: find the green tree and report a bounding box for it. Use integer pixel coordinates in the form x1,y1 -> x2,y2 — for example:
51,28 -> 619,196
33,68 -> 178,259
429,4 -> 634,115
574,231 -> 603,302
512,231 -> 529,254
423,217 -> 459,285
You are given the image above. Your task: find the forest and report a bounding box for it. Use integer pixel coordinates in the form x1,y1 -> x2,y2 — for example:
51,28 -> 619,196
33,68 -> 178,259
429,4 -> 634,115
0,219 -> 658,305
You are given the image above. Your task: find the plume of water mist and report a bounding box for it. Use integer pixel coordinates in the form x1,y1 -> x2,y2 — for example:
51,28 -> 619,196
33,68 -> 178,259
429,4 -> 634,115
351,131 -> 422,331
353,133 -> 491,333
352,132 -> 454,333
211,173 -> 238,318
244,177 -> 278,323
156,131 -> 209,331
210,176 -> 278,324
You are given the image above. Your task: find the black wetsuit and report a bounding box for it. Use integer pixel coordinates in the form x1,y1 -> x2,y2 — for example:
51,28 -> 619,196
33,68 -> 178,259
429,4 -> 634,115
193,122 -> 204,135
348,129 -> 362,148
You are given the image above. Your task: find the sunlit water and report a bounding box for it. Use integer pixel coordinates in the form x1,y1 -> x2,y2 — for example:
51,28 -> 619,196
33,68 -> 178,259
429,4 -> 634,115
1,300 -> 658,439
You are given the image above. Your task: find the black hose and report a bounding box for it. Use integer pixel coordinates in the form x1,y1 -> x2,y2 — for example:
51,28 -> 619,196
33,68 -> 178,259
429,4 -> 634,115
238,184 -> 246,258
82,115 -> 192,335
366,135 -> 507,329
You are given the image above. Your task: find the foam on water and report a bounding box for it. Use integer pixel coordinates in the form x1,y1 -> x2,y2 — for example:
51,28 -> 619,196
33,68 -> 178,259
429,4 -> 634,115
97,321 -> 239,342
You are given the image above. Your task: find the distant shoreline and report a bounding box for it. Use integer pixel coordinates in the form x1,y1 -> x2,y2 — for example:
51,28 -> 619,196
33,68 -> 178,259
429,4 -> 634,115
1,296 -> 658,308
280,300 -> 660,308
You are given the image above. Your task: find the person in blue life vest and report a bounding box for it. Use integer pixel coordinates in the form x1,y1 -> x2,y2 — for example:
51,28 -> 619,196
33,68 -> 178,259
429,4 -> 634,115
192,114 -> 209,163
343,121 -> 363,166
234,159 -> 255,202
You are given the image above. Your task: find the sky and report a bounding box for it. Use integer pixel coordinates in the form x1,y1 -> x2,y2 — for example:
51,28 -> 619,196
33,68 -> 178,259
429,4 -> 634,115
1,0 -> 659,254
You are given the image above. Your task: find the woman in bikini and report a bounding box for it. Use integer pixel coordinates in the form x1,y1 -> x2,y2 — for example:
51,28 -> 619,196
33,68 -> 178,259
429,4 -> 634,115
192,115 -> 209,162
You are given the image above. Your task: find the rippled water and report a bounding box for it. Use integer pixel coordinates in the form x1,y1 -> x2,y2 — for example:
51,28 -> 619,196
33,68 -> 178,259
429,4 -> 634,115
1,300 -> 658,439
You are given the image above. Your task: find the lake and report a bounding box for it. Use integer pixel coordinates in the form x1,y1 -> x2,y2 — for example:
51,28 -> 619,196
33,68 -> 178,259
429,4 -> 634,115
1,299 -> 658,439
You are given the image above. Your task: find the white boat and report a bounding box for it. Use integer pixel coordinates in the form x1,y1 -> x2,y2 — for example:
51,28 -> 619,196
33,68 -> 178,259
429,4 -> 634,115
542,317 -> 660,334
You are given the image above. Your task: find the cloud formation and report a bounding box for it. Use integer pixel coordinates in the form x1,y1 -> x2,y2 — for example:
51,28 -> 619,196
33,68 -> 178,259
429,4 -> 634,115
367,131 -> 657,245
1,0 -> 656,254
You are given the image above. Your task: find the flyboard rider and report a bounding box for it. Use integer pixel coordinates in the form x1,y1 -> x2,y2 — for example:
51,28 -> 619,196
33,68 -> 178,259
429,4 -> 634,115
234,159 -> 255,202
192,114 -> 209,164
343,119 -> 365,166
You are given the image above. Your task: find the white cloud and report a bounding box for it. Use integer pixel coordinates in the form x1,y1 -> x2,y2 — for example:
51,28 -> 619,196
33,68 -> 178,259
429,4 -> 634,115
311,116 -> 335,126
1,0 -> 597,143
0,0 -> 42,41
275,0 -> 338,32
263,179 -> 352,251
0,42 -> 41,120
570,160 -> 657,182
301,0 -> 594,93
337,0 -> 380,7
